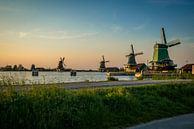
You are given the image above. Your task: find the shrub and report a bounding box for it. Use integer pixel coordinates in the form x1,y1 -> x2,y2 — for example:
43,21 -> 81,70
107,76 -> 118,81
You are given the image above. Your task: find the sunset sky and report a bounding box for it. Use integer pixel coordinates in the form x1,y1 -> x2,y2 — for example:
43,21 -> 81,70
0,0 -> 194,69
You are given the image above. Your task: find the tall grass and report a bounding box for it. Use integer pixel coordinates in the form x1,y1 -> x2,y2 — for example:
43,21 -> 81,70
0,73 -> 26,86
0,83 -> 194,129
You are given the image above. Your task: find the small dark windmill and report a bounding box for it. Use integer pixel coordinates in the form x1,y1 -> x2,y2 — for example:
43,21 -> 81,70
57,57 -> 66,71
125,44 -> 143,66
150,28 -> 181,70
99,55 -> 109,72
124,44 -> 143,73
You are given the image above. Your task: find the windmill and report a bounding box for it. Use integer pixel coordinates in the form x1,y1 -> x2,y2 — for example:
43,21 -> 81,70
125,44 -> 143,66
150,28 -> 181,70
99,55 -> 109,72
57,57 -> 66,71
124,44 -> 143,73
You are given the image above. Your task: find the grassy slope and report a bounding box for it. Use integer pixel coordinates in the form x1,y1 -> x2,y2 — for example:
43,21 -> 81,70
0,82 -> 194,129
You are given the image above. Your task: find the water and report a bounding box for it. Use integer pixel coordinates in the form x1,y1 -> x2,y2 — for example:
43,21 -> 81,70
0,71 -> 135,85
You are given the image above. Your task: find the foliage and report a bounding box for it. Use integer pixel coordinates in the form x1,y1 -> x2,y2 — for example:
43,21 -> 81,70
107,76 -> 119,81
0,83 -> 194,129
151,73 -> 194,80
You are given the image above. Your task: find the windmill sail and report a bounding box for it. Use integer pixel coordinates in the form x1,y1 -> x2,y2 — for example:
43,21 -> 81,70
161,27 -> 167,44
135,52 -> 143,56
131,44 -> 134,54
167,40 -> 181,47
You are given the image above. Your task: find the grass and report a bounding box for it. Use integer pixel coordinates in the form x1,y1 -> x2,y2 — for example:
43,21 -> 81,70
0,82 -> 194,129
149,73 -> 194,80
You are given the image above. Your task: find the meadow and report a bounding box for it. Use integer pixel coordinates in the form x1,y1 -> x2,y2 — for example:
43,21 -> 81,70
0,82 -> 194,129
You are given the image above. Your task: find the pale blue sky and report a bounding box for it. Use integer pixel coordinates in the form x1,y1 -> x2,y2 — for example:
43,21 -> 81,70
0,0 -> 194,69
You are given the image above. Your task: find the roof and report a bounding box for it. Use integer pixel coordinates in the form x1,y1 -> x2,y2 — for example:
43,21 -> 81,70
180,64 -> 194,70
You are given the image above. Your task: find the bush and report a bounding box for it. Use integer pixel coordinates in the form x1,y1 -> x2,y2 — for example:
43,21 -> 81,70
107,76 -> 118,81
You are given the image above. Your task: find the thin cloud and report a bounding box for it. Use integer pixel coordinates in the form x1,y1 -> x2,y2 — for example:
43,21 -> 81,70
19,32 -> 28,38
38,32 -> 98,39
0,6 -> 19,12
132,19 -> 150,31
110,24 -> 123,33
0,30 -> 98,39
133,24 -> 146,31
133,22 -> 148,31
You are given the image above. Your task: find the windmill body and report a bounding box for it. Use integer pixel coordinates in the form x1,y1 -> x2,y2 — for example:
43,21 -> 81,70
151,28 -> 181,70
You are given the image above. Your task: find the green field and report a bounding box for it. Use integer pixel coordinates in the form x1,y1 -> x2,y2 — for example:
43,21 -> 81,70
0,82 -> 194,129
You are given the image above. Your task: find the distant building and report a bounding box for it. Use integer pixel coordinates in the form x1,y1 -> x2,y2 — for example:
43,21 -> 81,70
18,64 -> 25,71
106,67 -> 120,72
31,64 -> 36,71
36,67 -> 46,71
180,64 -> 194,73
124,63 -> 148,73
136,63 -> 149,72
3,65 -> 12,71
124,65 -> 137,73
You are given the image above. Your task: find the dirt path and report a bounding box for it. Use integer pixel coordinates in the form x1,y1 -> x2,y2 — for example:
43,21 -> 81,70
62,79 -> 192,89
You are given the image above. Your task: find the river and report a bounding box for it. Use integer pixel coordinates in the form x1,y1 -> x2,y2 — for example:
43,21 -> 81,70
0,71 -> 135,85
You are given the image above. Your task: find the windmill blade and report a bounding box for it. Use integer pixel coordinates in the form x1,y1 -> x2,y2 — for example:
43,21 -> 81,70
167,39 -> 181,47
134,52 -> 143,56
131,44 -> 134,54
102,55 -> 105,62
125,53 -> 133,57
161,27 -> 167,44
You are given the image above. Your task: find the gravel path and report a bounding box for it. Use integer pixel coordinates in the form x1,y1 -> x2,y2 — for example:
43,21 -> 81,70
125,113 -> 194,129
1,79 -> 192,91
62,79 -> 192,89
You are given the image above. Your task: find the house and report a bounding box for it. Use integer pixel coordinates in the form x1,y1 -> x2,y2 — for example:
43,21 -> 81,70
106,67 -> 120,72
180,64 -> 194,73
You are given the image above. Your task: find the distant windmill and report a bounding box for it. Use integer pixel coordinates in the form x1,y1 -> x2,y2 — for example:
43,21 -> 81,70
150,27 -> 181,70
57,57 -> 66,71
125,44 -> 143,66
99,55 -> 109,72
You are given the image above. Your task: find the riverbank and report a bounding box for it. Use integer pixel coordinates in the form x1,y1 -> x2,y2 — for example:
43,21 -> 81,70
0,82 -> 194,129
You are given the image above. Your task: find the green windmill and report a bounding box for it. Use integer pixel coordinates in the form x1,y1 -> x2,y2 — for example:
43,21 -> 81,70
150,28 -> 181,71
